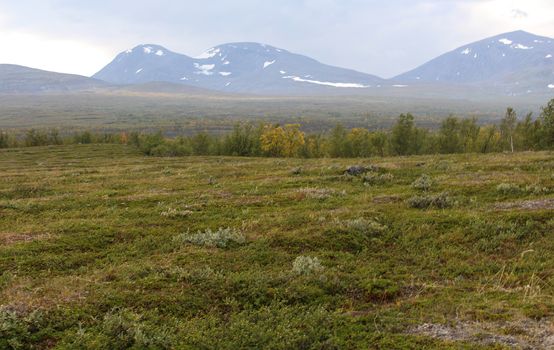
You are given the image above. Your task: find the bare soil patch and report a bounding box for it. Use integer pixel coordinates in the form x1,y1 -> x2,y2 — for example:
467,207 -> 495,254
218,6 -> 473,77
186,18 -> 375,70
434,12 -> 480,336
494,199 -> 554,211
0,232 -> 53,245
410,319 -> 554,349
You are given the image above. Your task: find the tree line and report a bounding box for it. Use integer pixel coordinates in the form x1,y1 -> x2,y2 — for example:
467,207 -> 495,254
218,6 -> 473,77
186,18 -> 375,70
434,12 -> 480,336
1,99 -> 554,158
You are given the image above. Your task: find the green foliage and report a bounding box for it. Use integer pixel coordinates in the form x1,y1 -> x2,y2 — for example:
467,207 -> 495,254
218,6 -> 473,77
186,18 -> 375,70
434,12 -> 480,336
361,278 -> 400,302
0,131 -> 8,148
223,123 -> 262,156
190,132 -> 213,155
500,108 -> 517,152
540,98 -> 554,148
64,308 -> 173,349
436,117 -> 481,154
327,123 -> 351,157
390,113 -> 417,156
183,305 -> 344,349
0,308 -> 44,350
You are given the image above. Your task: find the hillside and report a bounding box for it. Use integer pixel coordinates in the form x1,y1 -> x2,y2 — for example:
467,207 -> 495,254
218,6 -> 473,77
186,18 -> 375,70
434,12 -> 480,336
1,144 -> 553,348
0,64 -> 106,93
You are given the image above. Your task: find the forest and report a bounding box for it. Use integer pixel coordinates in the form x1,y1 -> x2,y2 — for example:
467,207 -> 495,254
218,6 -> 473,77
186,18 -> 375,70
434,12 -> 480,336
2,99 -> 553,158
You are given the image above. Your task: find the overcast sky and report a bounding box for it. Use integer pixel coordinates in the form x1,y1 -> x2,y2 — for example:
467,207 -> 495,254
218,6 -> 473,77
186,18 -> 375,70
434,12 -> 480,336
0,0 -> 553,78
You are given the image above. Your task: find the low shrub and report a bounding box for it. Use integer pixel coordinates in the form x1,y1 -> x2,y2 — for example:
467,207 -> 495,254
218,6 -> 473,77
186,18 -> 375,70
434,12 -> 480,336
361,278 -> 401,302
343,218 -> 387,236
65,308 -> 173,349
296,187 -> 345,200
160,207 -> 193,218
320,218 -> 389,253
292,256 -> 324,276
412,174 -> 434,192
174,227 -> 246,248
524,184 -> 550,195
408,192 -> 453,209
496,183 -> 523,195
290,167 -> 302,175
363,173 -> 394,186
0,307 -> 43,349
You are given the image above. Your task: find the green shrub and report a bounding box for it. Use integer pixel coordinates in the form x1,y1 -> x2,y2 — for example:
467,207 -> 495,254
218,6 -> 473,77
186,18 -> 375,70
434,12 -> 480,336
0,307 -> 43,350
65,308 -> 173,349
174,227 -> 246,248
361,278 -> 400,302
183,305 -> 342,349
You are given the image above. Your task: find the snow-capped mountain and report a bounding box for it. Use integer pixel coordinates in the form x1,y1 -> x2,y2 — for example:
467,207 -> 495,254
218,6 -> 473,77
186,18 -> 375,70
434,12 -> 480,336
394,30 -> 554,94
93,43 -> 383,94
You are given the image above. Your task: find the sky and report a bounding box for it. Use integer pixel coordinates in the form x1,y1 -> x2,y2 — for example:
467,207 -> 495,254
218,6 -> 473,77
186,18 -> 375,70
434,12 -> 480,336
0,0 -> 553,78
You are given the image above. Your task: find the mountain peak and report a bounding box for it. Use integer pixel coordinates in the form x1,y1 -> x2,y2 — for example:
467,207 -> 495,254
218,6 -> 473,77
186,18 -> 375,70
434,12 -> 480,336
394,30 -> 554,94
125,44 -> 170,57
195,42 -> 287,59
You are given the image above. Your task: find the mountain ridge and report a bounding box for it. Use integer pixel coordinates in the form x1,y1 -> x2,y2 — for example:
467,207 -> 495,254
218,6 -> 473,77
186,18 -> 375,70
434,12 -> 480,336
93,42 -> 384,94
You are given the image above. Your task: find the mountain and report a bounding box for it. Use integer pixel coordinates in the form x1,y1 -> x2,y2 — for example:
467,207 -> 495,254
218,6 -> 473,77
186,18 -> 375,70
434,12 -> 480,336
0,64 -> 106,93
93,43 -> 384,94
394,30 -> 554,95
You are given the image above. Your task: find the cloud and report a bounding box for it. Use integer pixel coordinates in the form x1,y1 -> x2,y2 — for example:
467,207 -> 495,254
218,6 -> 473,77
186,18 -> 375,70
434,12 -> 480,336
0,1 -> 552,77
511,8 -> 529,19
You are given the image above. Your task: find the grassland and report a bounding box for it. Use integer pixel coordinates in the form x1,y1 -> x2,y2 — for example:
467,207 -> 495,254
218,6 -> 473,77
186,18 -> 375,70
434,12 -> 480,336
0,92 -> 542,133
1,145 -> 553,349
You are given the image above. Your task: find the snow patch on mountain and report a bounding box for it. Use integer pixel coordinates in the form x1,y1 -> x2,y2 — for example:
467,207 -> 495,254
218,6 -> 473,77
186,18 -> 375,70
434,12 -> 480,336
219,72 -> 232,76
499,38 -> 513,45
513,44 -> 533,50
282,75 -> 369,88
196,48 -> 220,59
263,60 -> 276,69
155,50 -> 165,56
135,68 -> 143,74
143,47 -> 153,54
461,48 -> 471,55
546,54 -> 552,58
194,63 -> 215,76
549,84 -> 554,89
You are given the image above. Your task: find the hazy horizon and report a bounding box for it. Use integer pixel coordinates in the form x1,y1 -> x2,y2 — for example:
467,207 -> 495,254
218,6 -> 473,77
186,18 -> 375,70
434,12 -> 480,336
0,0 -> 553,78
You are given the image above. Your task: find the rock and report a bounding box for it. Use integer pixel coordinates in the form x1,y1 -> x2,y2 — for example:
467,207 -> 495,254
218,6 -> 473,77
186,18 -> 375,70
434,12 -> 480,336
345,165 -> 368,176
291,167 -> 302,175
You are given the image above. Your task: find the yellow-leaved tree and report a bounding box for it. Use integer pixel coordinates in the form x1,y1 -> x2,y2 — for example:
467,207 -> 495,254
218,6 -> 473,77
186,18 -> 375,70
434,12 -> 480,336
260,124 -> 305,157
